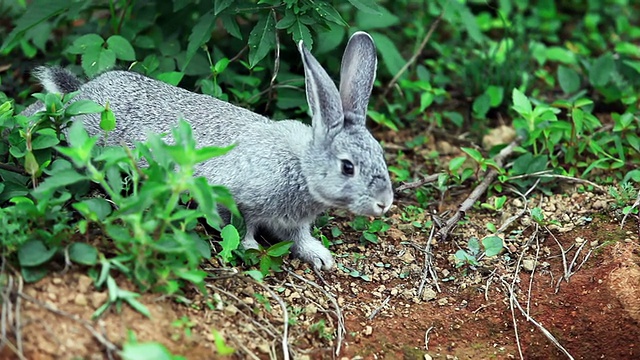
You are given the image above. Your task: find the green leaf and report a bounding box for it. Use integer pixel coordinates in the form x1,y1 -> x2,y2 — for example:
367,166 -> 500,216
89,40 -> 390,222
68,34 -> 104,54
2,0 -> 74,51
106,35 -> 136,61
557,66 -> 580,94
18,240 -> 57,267
346,0 -> 382,14
454,250 -> 476,266
124,297 -> 151,318
33,169 -> 88,194
219,224 -> 240,263
214,0 -> 234,15
545,46 -> 577,64
485,86 -> 504,107
248,14 -> 276,68
623,60 -> 640,75
461,147 -> 484,163
290,20 -> 313,50
21,266 -> 49,283
82,48 -> 116,77
420,92 -> 434,112
214,58 -> 230,74
221,13 -> 242,40
369,32 -> 406,80
156,71 -> 184,86
276,9 -> 296,29
448,156 -> 467,172
100,108 -> 117,132
78,198 -> 113,221
65,100 -> 104,116
472,93 -> 491,118
482,236 -> 503,257
267,241 -> 293,257
31,134 -> 59,150
589,52 -> 615,87
175,269 -> 206,284
511,88 -> 532,116
184,10 -> 216,71
194,144 -> 235,163
244,270 -> 264,282
355,5 -> 398,29
122,342 -> 177,360
69,243 -> 98,265
468,237 -> 481,255
212,329 -> 235,355
24,151 -> 39,175
314,2 -> 348,26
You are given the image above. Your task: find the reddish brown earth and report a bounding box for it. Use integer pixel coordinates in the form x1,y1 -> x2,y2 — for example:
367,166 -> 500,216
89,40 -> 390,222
3,211 -> 639,360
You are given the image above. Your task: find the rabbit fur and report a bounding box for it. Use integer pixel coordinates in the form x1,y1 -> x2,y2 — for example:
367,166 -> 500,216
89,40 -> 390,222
25,31 -> 394,270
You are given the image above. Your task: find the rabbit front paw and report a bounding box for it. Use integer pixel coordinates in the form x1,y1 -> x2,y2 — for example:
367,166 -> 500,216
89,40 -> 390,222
292,239 -> 335,271
242,236 -> 260,250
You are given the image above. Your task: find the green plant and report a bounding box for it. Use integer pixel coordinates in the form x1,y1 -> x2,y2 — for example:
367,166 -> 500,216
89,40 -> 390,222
609,183 -> 640,215
454,236 -> 503,269
309,319 -> 334,341
121,334 -> 187,360
349,216 -> 390,245
92,275 -> 150,319
481,195 -> 507,212
171,316 -> 196,341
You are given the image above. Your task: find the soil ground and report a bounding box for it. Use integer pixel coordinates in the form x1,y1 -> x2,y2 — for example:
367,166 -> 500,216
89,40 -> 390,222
3,184 -> 640,360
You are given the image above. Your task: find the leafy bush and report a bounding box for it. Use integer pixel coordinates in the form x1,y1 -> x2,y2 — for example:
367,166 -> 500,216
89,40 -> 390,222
0,93 -> 240,295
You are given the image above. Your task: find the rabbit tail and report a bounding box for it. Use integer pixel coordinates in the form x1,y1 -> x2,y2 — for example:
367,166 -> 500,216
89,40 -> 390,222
33,66 -> 84,94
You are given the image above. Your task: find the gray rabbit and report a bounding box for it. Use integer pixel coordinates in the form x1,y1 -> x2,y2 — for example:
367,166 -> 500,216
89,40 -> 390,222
25,31 -> 394,270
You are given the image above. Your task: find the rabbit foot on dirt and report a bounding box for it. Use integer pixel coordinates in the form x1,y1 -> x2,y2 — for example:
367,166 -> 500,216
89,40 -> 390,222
291,236 -> 335,271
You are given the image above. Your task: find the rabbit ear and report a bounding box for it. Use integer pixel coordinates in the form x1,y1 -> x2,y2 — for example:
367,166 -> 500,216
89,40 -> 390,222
299,41 -> 344,142
339,31 -> 377,127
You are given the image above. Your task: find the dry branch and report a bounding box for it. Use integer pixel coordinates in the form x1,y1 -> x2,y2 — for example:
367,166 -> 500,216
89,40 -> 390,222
395,173 -> 441,192
375,11 -> 444,109
437,137 -> 521,240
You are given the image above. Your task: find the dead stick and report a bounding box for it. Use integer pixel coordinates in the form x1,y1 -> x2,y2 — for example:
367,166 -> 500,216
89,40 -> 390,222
437,137 -> 521,240
16,292 -> 119,354
375,11 -> 444,109
395,173 -> 441,192
0,162 -> 27,176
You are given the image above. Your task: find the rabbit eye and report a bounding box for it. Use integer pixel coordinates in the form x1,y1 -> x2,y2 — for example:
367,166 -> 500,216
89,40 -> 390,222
341,159 -> 355,176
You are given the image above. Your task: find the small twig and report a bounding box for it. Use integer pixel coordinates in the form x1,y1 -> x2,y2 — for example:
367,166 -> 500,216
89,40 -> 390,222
437,137 -> 521,240
368,296 -> 391,320
424,326 -> 434,350
501,278 -> 575,360
620,189 -> 640,229
264,9 -> 280,113
116,0 -> 132,35
229,45 -> 248,63
497,181 -> 539,233
206,283 -> 279,340
417,222 -> 440,296
506,171 -> 606,193
242,277 -> 290,360
377,10 -> 445,107
395,173 -> 442,192
285,269 -> 345,357
229,338 -> 262,360
15,276 -> 23,357
526,228 -> 541,315
17,292 -> 119,354
0,162 -> 28,176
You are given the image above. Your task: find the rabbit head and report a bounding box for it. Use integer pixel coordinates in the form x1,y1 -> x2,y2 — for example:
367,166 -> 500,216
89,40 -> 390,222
299,32 -> 393,218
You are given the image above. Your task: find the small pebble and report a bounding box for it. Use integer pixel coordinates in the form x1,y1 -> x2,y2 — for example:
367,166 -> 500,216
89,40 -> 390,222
522,259 -> 536,272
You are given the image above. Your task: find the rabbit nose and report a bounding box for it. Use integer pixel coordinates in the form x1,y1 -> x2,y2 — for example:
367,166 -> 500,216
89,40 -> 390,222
376,202 -> 391,213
